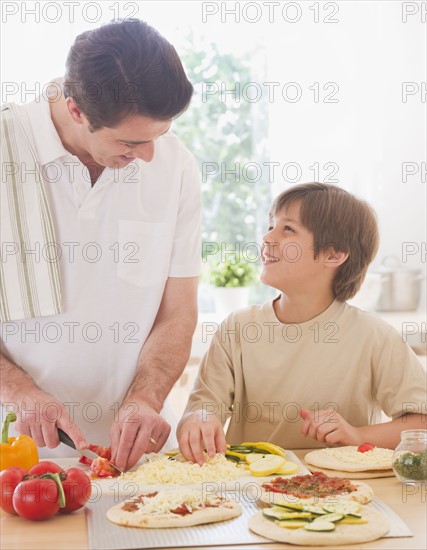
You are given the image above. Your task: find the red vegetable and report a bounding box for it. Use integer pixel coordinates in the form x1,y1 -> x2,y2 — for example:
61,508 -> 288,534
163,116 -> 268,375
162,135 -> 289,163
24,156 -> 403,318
90,457 -> 119,478
60,467 -> 92,513
27,461 -> 63,476
12,474 -> 65,521
0,467 -> 26,515
357,442 -> 376,453
79,444 -> 111,466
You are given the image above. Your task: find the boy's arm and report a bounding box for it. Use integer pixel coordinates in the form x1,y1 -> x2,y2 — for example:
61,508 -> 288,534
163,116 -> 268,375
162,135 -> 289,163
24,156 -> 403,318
300,408 -> 425,448
178,323 -> 237,463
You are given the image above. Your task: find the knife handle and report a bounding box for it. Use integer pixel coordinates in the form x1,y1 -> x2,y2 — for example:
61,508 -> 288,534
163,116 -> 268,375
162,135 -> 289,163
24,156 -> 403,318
58,428 -> 76,449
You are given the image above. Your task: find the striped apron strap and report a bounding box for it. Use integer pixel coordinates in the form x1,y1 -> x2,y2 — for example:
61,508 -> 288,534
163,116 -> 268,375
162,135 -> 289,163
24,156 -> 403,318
0,103 -> 62,321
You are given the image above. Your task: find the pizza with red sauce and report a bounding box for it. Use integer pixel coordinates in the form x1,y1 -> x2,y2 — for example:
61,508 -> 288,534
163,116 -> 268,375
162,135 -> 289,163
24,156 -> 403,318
261,472 -> 374,505
106,488 -> 242,528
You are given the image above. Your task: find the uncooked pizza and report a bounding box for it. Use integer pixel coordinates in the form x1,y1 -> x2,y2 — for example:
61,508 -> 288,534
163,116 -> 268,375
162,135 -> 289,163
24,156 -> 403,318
261,472 -> 374,505
106,488 -> 242,528
304,444 -> 393,473
249,499 -> 389,546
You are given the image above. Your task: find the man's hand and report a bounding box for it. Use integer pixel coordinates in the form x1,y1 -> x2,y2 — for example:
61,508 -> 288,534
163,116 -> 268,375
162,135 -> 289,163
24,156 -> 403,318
177,410 -> 226,465
300,407 -> 362,446
110,400 -> 171,471
13,387 -> 87,450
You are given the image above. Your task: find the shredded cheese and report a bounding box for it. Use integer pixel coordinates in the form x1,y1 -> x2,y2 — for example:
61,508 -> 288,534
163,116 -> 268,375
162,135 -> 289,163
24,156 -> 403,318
122,489 -> 226,515
324,447 -> 393,467
121,453 -> 246,485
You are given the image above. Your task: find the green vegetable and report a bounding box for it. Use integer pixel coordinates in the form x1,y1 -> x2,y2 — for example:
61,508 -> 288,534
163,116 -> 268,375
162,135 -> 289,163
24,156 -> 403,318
393,450 -> 427,481
304,520 -> 336,532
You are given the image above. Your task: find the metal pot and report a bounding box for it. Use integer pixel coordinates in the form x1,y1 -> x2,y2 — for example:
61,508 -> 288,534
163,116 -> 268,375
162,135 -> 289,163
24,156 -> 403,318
373,256 -> 425,312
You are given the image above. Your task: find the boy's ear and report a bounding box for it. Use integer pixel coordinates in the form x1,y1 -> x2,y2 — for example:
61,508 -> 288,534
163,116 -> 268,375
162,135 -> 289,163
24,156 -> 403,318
323,248 -> 349,267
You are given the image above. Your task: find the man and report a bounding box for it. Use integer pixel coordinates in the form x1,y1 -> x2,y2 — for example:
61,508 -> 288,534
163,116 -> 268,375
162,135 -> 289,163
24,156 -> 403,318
0,19 -> 200,471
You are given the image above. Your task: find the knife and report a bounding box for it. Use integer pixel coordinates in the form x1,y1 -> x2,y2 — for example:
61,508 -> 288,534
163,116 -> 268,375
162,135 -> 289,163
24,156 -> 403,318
57,428 -> 123,474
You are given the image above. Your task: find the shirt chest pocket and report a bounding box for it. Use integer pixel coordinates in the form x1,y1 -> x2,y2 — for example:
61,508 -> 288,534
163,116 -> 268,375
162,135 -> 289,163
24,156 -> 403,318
117,220 -> 173,288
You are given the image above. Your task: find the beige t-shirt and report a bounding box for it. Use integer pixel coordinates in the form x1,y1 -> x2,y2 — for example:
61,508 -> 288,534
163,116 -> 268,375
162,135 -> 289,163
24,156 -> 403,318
184,300 -> 426,449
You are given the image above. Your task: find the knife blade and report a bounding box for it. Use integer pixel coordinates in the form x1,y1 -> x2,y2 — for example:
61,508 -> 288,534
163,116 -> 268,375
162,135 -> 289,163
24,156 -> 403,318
57,428 -> 123,474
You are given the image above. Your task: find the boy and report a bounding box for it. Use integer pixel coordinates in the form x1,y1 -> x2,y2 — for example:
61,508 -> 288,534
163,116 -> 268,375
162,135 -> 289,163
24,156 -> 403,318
178,183 -> 426,464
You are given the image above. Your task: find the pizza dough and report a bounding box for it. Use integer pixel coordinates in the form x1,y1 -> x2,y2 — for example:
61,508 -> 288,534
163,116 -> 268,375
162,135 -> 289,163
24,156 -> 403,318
306,464 -> 394,479
106,489 -> 242,528
304,447 -> 393,473
249,507 -> 390,546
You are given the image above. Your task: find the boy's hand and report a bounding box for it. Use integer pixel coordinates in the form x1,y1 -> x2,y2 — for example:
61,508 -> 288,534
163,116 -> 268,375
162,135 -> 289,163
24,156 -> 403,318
299,407 -> 362,446
177,410 -> 227,465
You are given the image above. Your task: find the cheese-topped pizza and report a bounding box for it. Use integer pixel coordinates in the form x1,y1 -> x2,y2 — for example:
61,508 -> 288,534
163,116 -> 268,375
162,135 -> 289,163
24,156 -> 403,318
261,472 -> 374,505
106,488 -> 242,528
304,446 -> 394,473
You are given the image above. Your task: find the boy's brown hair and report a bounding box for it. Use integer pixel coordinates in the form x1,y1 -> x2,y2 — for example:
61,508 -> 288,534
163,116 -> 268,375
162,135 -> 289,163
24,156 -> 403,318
270,183 -> 379,301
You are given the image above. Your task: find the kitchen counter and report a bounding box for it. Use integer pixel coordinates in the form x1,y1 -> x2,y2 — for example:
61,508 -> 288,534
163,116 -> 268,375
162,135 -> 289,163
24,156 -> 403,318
1,450 -> 426,550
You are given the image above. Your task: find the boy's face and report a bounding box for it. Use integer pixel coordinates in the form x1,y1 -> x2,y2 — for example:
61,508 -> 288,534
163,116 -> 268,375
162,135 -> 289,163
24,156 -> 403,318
261,201 -> 334,295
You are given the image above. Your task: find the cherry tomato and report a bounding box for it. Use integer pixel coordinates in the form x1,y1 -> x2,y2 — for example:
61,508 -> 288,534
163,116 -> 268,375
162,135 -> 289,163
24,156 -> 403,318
60,468 -> 92,513
27,461 -> 63,476
0,467 -> 27,515
13,478 -> 60,520
357,442 -> 376,453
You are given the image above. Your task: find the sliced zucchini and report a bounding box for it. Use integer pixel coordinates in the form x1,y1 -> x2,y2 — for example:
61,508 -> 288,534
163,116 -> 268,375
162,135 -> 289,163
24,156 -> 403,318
304,521 -> 336,532
316,513 -> 343,523
263,508 -> 313,520
337,517 -> 368,525
225,453 -> 241,463
302,505 -> 327,515
274,502 -> 305,511
275,520 -> 307,529
323,501 -> 360,516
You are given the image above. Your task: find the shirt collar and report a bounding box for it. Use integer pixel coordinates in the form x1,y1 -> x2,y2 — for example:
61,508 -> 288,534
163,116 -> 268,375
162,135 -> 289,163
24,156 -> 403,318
25,79 -> 71,166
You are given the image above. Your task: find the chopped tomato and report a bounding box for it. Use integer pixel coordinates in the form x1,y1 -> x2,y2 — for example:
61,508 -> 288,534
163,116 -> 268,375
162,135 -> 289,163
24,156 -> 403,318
357,442 -> 376,453
89,457 -> 119,478
170,503 -> 192,515
79,444 -> 111,466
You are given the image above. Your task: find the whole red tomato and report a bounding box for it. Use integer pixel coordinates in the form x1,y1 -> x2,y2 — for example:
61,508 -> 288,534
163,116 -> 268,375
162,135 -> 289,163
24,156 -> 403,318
27,461 -> 63,476
13,478 -> 60,520
0,467 -> 27,515
60,468 -> 92,513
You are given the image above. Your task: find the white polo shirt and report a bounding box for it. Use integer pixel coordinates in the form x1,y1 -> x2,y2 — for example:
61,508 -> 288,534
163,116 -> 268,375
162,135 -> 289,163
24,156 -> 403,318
1,91 -> 201,456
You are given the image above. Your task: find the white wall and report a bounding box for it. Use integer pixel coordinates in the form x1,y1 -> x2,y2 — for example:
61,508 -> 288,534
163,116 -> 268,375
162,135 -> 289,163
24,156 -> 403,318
265,1 -> 426,281
2,1 -> 425,307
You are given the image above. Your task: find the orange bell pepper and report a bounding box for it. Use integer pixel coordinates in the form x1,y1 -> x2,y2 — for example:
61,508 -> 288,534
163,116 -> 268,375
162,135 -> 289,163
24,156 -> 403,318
0,412 -> 39,471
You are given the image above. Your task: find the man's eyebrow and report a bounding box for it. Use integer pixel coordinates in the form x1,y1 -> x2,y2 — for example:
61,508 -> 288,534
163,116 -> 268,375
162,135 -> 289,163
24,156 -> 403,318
117,128 -> 171,145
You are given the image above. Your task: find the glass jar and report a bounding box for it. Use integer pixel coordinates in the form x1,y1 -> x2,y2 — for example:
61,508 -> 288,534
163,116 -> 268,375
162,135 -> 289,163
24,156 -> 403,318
392,430 -> 427,484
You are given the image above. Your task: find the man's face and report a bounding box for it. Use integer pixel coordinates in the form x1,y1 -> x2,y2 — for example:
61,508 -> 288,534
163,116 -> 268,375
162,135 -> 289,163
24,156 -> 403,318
80,112 -> 172,168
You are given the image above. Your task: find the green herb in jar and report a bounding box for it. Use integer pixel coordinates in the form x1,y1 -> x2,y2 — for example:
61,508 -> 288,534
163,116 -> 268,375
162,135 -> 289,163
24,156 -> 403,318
393,450 -> 427,481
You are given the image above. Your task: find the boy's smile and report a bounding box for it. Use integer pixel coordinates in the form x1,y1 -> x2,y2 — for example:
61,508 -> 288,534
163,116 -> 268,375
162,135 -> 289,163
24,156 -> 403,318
261,201 -> 333,295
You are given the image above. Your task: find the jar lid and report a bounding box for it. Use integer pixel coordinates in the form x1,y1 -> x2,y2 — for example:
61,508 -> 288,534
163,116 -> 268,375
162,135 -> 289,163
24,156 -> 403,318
400,429 -> 427,439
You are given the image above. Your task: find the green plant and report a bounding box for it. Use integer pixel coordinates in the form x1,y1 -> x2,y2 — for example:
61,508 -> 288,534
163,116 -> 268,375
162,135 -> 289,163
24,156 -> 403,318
207,257 -> 257,288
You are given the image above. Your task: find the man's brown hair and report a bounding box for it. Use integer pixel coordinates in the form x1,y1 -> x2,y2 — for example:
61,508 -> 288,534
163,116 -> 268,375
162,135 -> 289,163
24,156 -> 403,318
269,183 -> 379,301
63,19 -> 193,131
